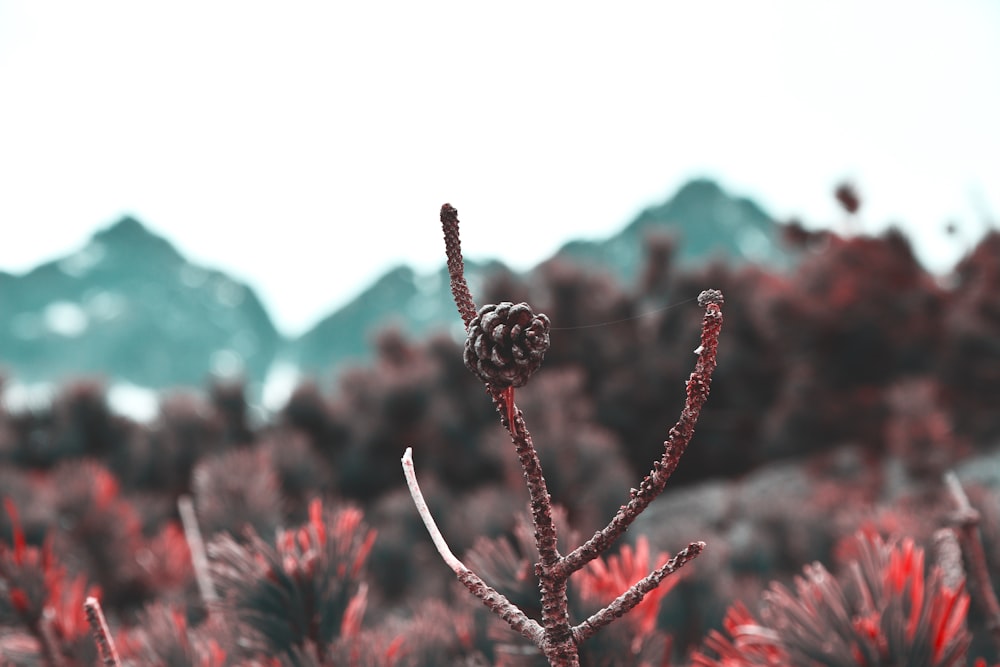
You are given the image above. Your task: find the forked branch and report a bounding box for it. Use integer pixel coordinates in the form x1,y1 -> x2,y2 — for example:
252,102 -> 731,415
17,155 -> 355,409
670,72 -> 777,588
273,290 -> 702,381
560,288 -> 723,578
572,540 -> 705,644
403,203 -> 724,666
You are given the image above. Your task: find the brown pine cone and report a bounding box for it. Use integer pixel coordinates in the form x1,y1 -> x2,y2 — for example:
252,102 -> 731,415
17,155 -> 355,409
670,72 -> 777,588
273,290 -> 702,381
464,302 -> 551,387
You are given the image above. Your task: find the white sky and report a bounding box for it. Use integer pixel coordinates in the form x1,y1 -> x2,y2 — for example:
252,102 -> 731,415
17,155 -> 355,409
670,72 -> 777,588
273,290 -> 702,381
1,1 -> 998,337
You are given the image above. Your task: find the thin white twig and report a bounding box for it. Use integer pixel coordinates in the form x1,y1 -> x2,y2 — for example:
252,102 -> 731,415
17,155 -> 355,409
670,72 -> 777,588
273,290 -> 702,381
178,494 -> 218,605
944,471 -> 972,512
401,447 -> 466,573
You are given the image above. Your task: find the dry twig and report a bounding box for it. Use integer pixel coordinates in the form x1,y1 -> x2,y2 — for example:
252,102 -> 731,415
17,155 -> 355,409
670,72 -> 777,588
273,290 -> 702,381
944,470 -> 1000,653
178,494 -> 218,608
84,596 -> 122,667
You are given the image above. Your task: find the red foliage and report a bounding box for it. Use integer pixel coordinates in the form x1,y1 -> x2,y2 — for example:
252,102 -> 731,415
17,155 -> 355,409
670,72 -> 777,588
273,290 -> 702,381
577,535 -> 683,640
0,498 -> 100,664
690,531 -> 972,666
2,195 -> 1000,664
118,602 -> 228,666
208,499 -> 378,661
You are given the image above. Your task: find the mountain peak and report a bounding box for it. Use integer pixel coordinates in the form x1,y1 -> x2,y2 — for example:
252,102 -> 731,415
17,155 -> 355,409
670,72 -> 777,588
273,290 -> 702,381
552,177 -> 788,286
95,215 -> 152,241
1,214 -> 281,388
92,215 -> 182,261
672,177 -> 725,202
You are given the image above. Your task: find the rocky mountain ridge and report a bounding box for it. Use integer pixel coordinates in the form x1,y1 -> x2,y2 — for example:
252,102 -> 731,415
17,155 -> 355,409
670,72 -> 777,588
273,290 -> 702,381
0,179 -> 790,392
0,216 -> 280,388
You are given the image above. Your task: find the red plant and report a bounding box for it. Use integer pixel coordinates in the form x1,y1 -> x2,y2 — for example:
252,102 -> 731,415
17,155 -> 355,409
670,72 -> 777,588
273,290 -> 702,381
691,602 -> 785,667
208,498 -> 377,661
577,535 -> 684,642
47,460 -> 149,607
118,602 -> 228,667
690,530 -> 973,666
0,498 -> 99,665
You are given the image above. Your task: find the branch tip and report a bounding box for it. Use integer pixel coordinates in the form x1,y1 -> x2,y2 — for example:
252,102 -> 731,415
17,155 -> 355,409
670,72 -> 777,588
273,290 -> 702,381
440,203 -> 478,326
697,288 -> 724,307
84,596 -> 122,667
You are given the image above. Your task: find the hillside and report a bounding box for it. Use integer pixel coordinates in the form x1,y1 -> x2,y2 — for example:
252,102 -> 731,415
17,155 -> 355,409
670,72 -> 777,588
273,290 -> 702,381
0,217 -> 280,387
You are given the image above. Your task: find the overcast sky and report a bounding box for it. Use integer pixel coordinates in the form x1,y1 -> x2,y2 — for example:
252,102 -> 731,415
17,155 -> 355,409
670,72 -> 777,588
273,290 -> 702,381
1,1 -> 998,337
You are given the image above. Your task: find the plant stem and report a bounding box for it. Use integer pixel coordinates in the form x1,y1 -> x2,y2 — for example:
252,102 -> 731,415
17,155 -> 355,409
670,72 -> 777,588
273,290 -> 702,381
944,470 -> 1000,653
84,596 -> 122,667
178,495 -> 217,609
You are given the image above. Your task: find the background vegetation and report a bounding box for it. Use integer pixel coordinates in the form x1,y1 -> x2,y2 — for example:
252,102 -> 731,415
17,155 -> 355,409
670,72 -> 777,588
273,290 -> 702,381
2,203 -> 999,665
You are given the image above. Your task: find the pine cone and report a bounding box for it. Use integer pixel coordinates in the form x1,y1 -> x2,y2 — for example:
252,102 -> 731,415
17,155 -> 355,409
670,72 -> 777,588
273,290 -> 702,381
464,302 -> 551,387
